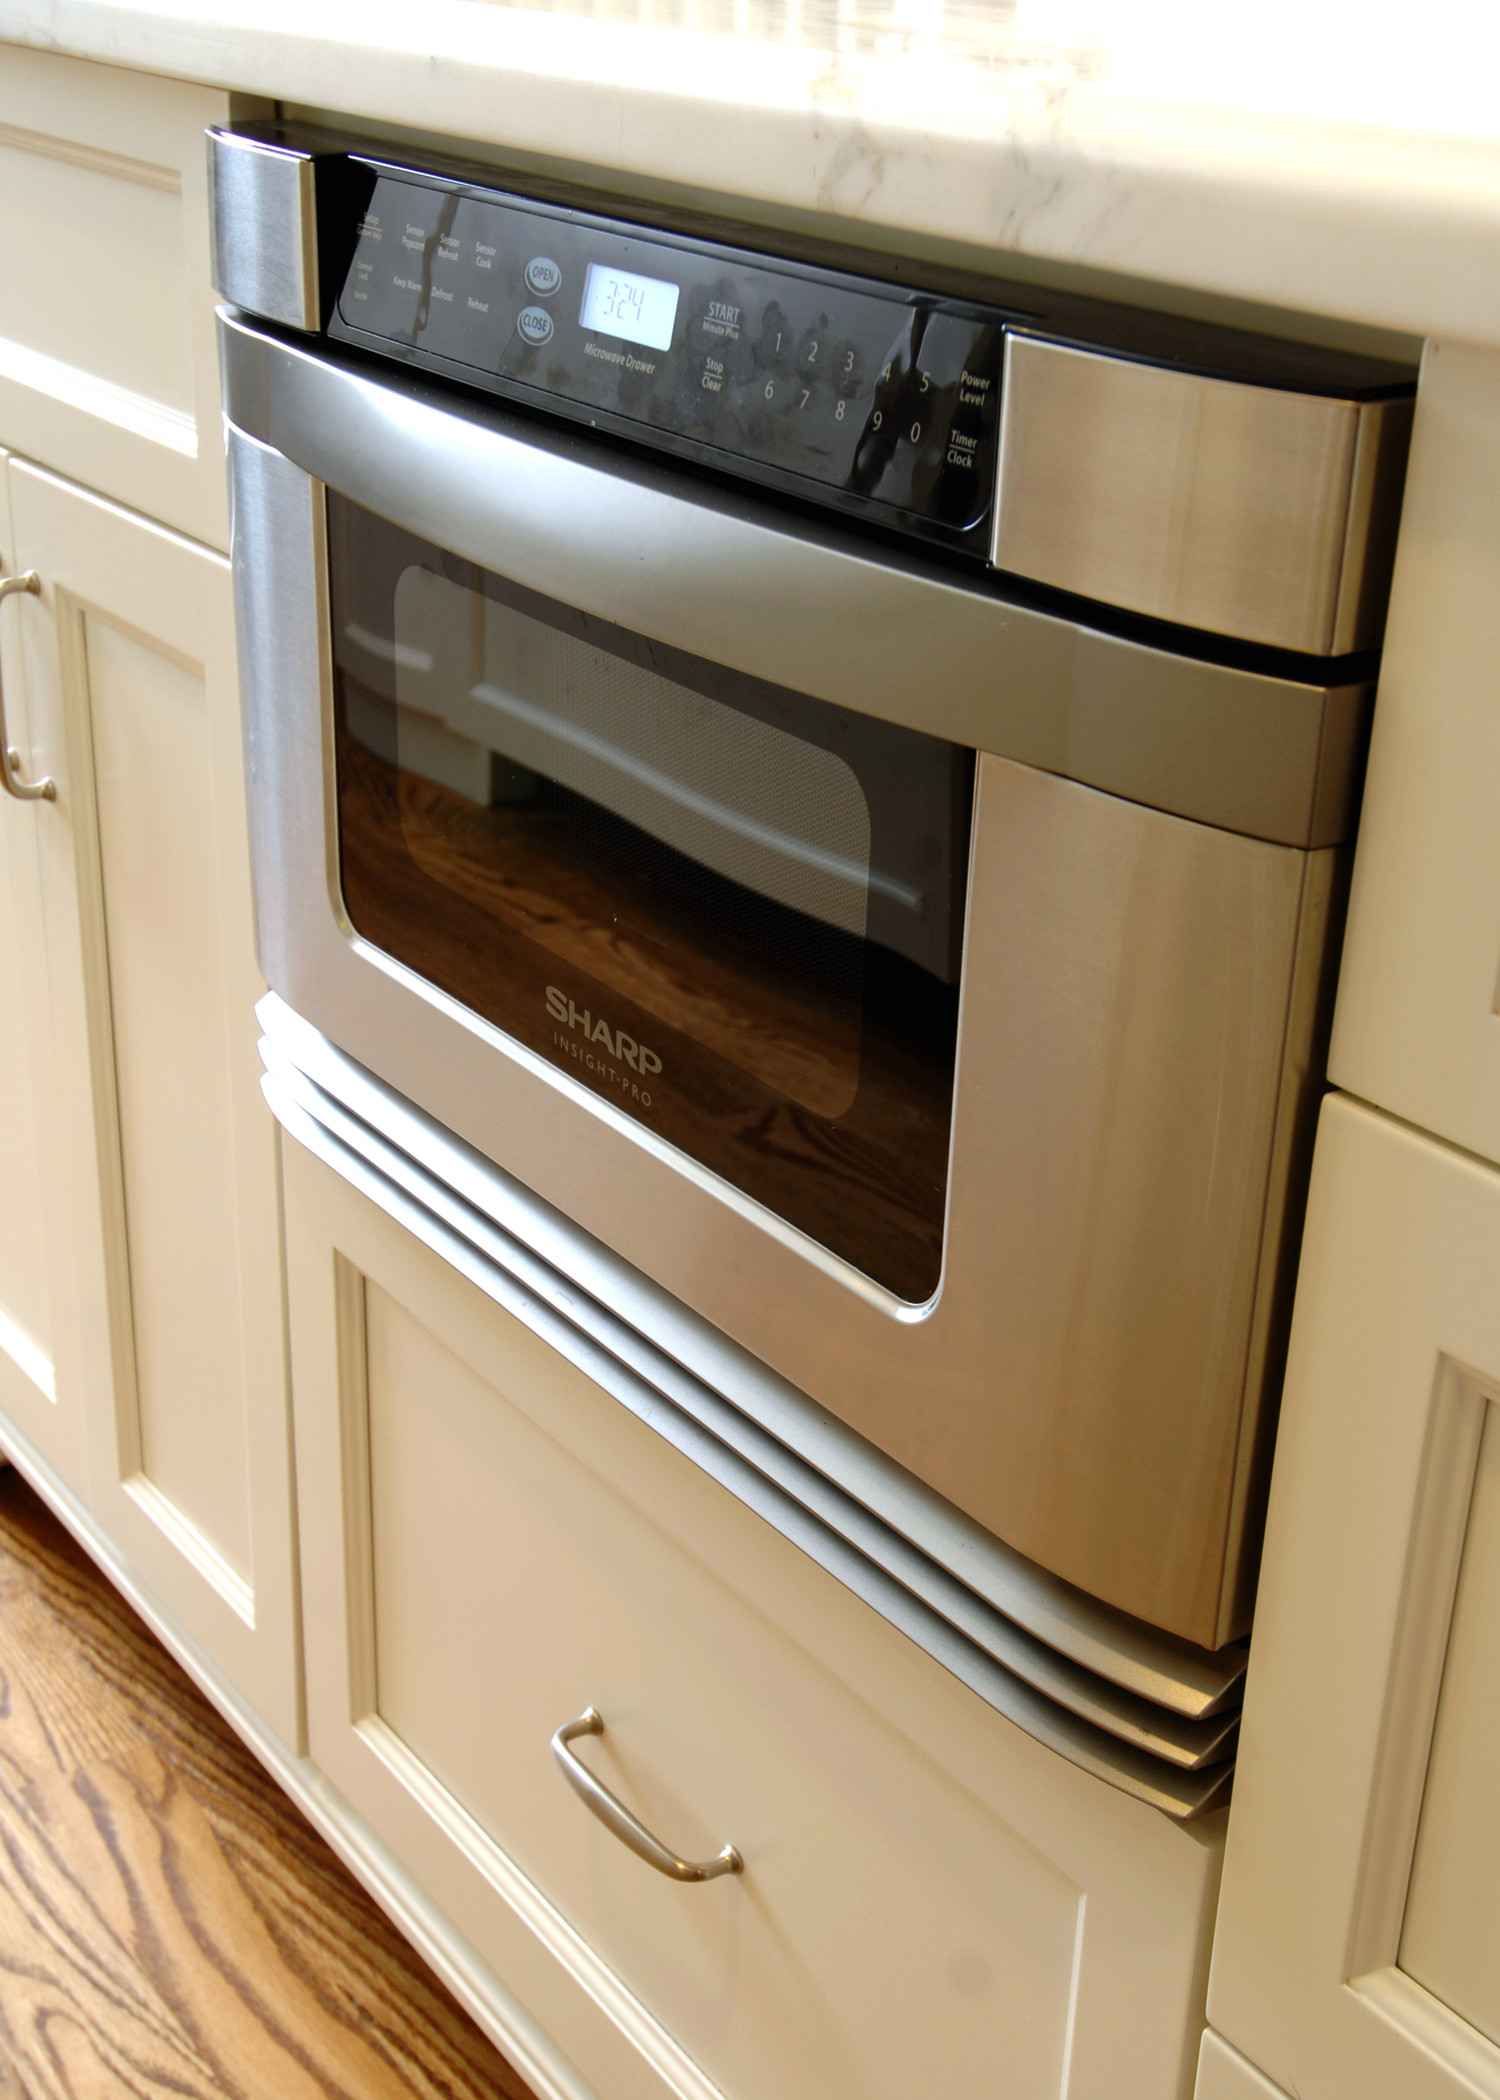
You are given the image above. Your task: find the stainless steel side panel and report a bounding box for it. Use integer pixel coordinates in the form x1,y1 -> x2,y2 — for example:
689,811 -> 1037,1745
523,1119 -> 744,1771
226,426 -> 334,998
220,309 -> 1367,851
208,131 -> 320,332
993,333 -> 1412,655
227,362 -> 1330,1647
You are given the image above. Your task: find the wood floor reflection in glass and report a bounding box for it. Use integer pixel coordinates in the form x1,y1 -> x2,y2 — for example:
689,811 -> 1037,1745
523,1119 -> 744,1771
329,494 -> 973,1301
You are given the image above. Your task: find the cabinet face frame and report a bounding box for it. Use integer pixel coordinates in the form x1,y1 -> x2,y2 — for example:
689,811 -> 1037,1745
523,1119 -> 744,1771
4,456 -> 298,1745
1209,1092 -> 1500,2100
282,1120 -> 1225,2100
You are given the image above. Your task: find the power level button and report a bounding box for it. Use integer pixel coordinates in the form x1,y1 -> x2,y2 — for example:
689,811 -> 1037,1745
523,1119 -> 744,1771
525,257 -> 562,296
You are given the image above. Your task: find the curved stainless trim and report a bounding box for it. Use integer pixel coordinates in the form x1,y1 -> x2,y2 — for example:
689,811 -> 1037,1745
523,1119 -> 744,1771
220,307 -> 1366,850
265,1057 -> 1234,1817
258,989 -> 1246,1735
209,131 -> 319,331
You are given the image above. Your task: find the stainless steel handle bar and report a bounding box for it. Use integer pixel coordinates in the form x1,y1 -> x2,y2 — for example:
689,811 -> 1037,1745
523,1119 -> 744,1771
551,1708 -> 743,1883
0,573 -> 53,802
217,304 -> 1368,850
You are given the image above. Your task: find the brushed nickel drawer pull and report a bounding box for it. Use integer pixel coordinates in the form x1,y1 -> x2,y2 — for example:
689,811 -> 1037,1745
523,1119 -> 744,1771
0,573 -> 55,803
551,1708 -> 743,1882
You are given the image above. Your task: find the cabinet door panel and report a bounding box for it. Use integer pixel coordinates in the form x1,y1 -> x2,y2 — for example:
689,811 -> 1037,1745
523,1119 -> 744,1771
1209,1093 -> 1500,2100
0,453 -> 84,1491
7,456 -> 296,1742
84,613 -> 252,1582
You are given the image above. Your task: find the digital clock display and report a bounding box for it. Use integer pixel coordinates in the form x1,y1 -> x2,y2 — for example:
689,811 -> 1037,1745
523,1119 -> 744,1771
580,263 -> 681,352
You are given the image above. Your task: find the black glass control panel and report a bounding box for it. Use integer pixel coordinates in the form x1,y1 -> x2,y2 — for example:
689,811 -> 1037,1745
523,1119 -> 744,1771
328,163 -> 1015,554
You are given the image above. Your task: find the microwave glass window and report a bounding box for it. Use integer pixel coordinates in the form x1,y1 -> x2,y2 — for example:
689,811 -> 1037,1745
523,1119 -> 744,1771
328,494 -> 972,1302
388,568 -> 869,1119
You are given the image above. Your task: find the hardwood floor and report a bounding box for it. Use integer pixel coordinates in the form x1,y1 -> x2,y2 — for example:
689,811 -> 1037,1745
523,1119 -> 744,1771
0,1465 -> 538,2100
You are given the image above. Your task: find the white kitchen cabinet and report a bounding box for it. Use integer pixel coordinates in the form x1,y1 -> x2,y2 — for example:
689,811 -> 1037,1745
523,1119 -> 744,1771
0,45 -> 257,550
0,451 -> 89,1497
1329,338 -> 1500,1166
0,455 -> 297,1744
1206,1091 -> 1500,2100
282,1122 -> 1226,2100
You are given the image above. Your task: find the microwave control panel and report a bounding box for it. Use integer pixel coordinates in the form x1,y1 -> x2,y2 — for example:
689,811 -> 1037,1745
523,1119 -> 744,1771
327,161 -> 1019,554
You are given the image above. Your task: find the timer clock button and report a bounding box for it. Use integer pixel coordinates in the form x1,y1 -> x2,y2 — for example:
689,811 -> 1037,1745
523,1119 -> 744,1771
517,306 -> 555,346
525,256 -> 562,297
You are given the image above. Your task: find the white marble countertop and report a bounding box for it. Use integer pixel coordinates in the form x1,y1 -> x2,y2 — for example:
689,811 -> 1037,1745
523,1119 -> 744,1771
3,0 -> 1497,347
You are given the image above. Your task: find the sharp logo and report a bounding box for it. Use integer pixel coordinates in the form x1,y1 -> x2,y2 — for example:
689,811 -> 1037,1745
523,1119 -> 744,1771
546,986 -> 662,1104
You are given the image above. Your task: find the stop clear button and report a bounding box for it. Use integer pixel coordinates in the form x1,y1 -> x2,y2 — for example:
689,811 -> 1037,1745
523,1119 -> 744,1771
525,256 -> 562,296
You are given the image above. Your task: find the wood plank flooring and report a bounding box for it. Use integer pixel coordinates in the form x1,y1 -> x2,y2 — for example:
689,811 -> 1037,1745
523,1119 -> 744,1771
0,1464 -> 539,2100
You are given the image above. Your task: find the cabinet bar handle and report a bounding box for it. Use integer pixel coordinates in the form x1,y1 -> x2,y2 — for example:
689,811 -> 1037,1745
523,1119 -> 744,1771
551,1708 -> 743,1882
0,574 -> 55,802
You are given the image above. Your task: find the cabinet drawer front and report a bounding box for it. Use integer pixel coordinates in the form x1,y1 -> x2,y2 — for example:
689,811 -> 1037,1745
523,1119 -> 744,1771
0,45 -> 252,548
285,1133 -> 1222,2100
360,1277 -> 1079,2100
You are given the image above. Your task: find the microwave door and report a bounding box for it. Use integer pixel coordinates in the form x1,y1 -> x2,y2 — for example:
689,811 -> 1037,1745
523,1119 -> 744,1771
326,492 -> 972,1301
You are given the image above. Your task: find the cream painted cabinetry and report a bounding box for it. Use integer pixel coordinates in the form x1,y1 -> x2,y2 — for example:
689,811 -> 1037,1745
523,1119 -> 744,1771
0,456 -> 298,1741
1194,2033 -> 1292,2100
0,450 -> 86,1495
0,45 -> 254,549
281,1123 -> 1225,2100
0,37 -> 293,1738
1328,338 -> 1500,1162
1196,336 -> 1500,2100
1205,1095 -> 1500,2100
